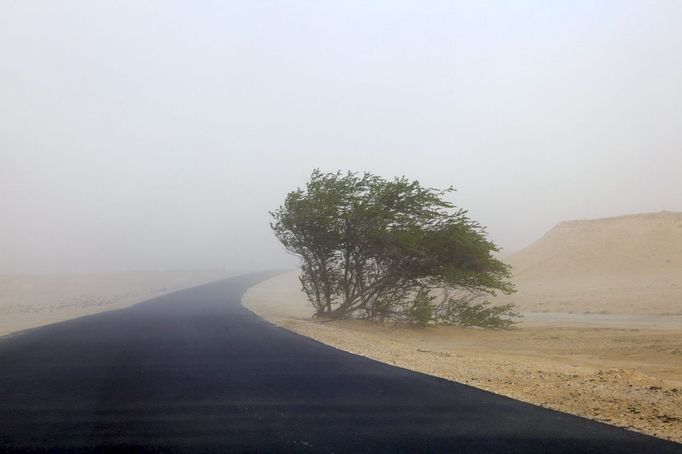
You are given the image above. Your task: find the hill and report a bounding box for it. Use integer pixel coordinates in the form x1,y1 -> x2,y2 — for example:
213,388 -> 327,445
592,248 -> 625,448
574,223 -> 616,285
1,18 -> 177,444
500,211 -> 682,315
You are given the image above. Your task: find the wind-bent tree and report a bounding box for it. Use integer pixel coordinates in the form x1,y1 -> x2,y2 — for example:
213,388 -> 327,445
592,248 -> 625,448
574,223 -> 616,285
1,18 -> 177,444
271,170 -> 518,328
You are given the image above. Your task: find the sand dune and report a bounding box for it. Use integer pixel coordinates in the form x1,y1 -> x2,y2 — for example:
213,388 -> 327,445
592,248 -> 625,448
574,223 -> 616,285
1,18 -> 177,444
500,211 -> 682,315
509,211 -> 682,278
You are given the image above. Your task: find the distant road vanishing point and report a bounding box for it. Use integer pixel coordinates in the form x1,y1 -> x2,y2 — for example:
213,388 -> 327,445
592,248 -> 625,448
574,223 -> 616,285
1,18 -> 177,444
0,272 -> 680,453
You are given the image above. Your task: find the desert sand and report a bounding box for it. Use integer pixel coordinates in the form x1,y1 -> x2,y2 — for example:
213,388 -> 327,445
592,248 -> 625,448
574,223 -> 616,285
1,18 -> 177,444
498,211 -> 682,315
243,212 -> 682,443
0,269 -> 237,337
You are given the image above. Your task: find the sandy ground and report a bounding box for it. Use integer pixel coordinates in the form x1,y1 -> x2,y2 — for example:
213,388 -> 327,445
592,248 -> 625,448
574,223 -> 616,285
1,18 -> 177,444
494,273 -> 682,315
243,271 -> 682,444
0,269 -> 238,337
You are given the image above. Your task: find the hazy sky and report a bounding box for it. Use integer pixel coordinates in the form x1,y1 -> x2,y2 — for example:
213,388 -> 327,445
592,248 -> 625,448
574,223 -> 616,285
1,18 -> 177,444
2,1 -> 681,274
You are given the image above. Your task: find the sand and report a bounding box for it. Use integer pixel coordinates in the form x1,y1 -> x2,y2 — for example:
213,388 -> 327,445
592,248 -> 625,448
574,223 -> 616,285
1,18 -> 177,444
509,211 -> 682,280
0,269 -> 237,337
498,211 -> 682,315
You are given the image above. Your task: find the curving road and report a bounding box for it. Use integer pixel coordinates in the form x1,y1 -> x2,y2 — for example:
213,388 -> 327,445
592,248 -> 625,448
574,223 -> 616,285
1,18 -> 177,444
0,272 -> 680,453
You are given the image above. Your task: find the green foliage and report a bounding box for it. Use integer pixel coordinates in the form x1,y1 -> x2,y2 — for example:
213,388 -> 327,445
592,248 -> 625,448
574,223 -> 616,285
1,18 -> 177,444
446,300 -> 520,330
271,170 -> 518,328
406,288 -> 435,327
434,290 -> 521,329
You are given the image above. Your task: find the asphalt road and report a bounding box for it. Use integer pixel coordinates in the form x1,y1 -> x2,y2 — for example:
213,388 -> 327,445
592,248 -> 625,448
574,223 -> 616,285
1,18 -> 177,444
1,271 -> 680,453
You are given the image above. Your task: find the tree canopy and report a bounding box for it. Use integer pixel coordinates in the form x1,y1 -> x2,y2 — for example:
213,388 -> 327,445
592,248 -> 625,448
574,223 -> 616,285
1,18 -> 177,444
271,170 -> 518,328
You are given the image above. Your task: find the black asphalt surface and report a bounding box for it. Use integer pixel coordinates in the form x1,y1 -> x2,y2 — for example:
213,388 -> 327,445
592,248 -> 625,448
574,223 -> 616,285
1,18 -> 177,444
0,271 -> 680,453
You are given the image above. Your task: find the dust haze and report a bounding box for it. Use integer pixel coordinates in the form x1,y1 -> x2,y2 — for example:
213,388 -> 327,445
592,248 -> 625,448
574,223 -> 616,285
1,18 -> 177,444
3,1 -> 681,275
3,2 -> 682,445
